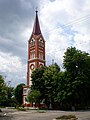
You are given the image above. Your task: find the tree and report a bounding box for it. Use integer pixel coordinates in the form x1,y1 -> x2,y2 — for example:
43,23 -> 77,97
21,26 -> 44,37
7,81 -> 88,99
31,63 -> 60,108
0,75 -> 6,106
31,66 -> 47,101
5,85 -> 15,107
63,47 -> 90,108
43,63 -> 60,108
30,49 -> 90,110
15,83 -> 25,105
0,75 -> 15,107
27,90 -> 41,107
55,72 -> 66,102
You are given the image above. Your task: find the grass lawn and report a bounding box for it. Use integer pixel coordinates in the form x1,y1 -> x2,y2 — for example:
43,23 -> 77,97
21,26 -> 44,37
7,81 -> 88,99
54,115 -> 77,120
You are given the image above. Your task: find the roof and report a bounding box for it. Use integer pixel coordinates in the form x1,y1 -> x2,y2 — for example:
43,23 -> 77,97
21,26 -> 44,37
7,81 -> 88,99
32,10 -> 41,35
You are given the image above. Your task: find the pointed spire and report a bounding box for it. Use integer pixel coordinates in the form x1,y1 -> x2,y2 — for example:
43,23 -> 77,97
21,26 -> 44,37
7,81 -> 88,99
32,10 -> 41,35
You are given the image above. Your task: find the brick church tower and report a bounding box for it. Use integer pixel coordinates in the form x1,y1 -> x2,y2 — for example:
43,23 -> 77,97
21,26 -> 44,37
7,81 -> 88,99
22,10 -> 45,105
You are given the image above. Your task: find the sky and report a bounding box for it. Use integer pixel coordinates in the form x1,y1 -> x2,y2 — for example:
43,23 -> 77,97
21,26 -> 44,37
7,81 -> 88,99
0,0 -> 90,87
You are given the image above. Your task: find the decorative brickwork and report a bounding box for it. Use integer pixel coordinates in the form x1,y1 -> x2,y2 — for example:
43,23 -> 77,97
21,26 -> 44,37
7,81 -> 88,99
22,11 -> 45,106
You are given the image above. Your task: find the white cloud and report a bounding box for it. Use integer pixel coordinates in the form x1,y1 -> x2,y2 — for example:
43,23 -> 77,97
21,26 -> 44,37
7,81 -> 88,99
0,52 -> 26,86
39,0 -> 90,67
0,0 -> 90,86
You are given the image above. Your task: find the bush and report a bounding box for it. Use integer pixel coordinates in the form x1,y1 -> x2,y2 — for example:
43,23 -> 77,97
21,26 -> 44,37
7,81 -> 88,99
18,108 -> 26,111
21,104 -> 25,108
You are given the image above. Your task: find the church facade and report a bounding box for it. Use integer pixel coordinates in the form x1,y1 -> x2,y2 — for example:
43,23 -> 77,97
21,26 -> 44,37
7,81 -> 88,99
22,11 -> 45,106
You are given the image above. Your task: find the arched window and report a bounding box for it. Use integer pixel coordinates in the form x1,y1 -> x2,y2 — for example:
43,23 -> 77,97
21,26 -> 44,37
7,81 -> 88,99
30,38 -> 35,47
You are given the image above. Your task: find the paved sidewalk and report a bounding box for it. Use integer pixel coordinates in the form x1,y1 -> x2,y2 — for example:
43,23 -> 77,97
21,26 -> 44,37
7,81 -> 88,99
0,108 -> 90,120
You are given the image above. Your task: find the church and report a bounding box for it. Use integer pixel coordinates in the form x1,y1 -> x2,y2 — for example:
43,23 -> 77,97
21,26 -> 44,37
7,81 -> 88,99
22,10 -> 46,106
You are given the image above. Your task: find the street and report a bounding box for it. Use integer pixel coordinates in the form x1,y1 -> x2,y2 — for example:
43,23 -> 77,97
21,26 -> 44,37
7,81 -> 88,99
0,108 -> 90,120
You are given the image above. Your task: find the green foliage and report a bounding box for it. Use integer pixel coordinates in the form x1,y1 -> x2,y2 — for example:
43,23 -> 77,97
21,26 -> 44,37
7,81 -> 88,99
27,90 -> 41,103
15,83 -> 25,105
31,64 -> 60,108
0,75 -> 6,106
30,47 -> 90,110
43,63 -> 60,105
18,107 -> 26,111
31,66 -> 47,100
0,75 -> 15,107
62,47 -> 90,107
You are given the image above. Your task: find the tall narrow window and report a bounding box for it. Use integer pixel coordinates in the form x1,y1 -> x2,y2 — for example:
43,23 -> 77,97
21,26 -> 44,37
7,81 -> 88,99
30,51 -> 35,59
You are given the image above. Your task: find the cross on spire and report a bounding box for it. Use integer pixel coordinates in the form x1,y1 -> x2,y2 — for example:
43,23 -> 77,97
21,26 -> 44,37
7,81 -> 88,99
35,7 -> 38,14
